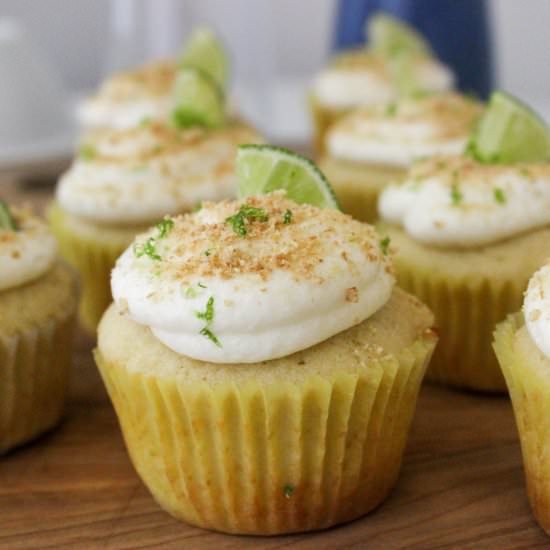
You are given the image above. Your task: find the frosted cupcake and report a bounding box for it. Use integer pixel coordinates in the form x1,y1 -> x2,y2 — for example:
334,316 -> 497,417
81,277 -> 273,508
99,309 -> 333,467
0,202 -> 78,454
310,14 -> 454,153
95,148 -> 437,534
494,263 -> 550,533
319,92 -> 482,222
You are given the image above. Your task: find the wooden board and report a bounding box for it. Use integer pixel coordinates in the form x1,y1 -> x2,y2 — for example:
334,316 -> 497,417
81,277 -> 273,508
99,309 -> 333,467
1,180 -> 549,549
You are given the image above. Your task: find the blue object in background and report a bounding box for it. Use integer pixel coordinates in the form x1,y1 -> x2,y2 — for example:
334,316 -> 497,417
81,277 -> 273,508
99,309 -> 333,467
334,0 -> 493,99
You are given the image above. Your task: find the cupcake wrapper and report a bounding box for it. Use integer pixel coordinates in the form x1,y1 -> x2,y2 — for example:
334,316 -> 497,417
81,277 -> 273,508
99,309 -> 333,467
95,337 -> 434,535
49,206 -> 130,333
396,263 -> 523,392
494,314 -> 550,534
308,95 -> 347,155
0,312 -> 76,454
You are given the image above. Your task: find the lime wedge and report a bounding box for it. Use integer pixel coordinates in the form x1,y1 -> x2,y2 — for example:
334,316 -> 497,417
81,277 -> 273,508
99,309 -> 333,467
368,13 -> 432,58
0,200 -> 18,231
179,27 -> 228,89
236,145 -> 340,209
466,91 -> 550,163
387,51 -> 422,96
171,67 -> 225,129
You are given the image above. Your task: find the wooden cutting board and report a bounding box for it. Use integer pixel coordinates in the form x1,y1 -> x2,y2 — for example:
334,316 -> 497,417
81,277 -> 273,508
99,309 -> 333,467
0,179 -> 548,549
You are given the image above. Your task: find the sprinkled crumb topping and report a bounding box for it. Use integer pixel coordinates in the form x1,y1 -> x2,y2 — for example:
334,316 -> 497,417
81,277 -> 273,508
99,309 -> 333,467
130,191 -> 393,284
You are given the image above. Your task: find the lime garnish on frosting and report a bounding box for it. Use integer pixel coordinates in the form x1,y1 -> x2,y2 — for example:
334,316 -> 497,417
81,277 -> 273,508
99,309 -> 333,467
466,91 -> 550,163
367,13 -> 432,58
179,27 -> 228,89
171,67 -> 225,129
236,144 -> 340,210
0,200 -> 18,231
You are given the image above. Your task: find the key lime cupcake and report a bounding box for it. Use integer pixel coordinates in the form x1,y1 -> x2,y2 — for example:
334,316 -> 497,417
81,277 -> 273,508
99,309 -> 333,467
0,202 -> 78,454
319,92 -> 482,222
377,92 -> 550,392
494,263 -> 550,534
79,28 -> 226,132
95,148 -> 437,534
310,14 -> 454,153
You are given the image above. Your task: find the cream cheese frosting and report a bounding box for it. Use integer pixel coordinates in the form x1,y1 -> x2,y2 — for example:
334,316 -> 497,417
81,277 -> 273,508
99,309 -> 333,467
379,156 -> 550,247
327,93 -> 482,166
313,50 -> 454,110
111,192 -> 395,363
57,122 -> 261,225
0,207 -> 57,292
524,262 -> 550,359
79,60 -> 177,130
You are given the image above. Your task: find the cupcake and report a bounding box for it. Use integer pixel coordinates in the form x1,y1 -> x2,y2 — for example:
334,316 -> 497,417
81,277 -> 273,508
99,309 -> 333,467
0,201 -> 78,454
95,180 -> 437,534
49,120 -> 260,332
309,14 -> 454,153
319,92 -> 482,222
494,263 -> 550,533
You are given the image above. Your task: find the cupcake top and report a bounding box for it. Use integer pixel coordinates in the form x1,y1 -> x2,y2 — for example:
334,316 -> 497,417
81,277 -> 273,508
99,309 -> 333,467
111,192 -> 395,363
326,93 -> 482,167
379,156 -> 550,247
79,60 -> 177,130
0,204 -> 57,292
524,262 -> 550,359
56,122 -> 260,225
312,50 -> 454,110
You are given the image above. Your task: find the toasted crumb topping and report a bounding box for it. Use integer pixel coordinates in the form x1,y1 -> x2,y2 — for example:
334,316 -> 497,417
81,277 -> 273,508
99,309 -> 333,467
131,192 -> 393,284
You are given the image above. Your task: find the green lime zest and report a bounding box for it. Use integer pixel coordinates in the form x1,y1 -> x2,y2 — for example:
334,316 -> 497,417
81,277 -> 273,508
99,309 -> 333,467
179,27 -> 228,89
0,200 -> 18,231
236,144 -> 340,210
196,296 -> 215,322
133,217 -> 175,261
450,183 -> 463,206
465,91 -> 550,164
283,209 -> 293,224
494,188 -> 507,205
380,236 -> 391,255
226,205 -> 269,237
79,144 -> 96,161
200,327 -> 221,347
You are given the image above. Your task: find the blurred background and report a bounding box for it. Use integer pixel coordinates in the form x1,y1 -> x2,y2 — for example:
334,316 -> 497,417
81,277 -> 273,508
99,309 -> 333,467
1,0 -> 549,154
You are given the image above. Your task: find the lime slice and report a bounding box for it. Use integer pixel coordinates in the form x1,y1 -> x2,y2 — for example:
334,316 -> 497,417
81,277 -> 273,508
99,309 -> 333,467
387,51 -> 421,96
368,13 -> 432,58
0,200 -> 18,231
236,144 -> 340,209
466,91 -> 550,163
171,67 -> 225,129
179,27 -> 228,89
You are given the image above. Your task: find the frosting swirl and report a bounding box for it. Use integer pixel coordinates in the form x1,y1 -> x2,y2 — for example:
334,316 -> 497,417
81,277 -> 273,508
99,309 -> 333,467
79,60 -> 176,130
312,50 -> 454,110
111,192 -> 395,363
0,207 -> 57,292
525,263 -> 550,359
57,122 -> 261,225
327,93 -> 482,166
379,156 -> 550,247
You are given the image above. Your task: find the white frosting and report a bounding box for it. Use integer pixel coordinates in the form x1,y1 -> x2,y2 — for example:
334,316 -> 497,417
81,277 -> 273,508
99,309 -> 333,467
0,209 -> 57,292
379,158 -> 550,247
313,53 -> 454,110
327,94 -> 481,167
525,263 -> 550,359
111,193 -> 395,363
78,60 -> 176,131
57,123 -> 260,225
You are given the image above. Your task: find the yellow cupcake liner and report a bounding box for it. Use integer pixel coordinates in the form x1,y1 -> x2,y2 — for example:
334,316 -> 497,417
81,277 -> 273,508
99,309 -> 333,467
0,293 -> 76,455
308,94 -> 347,155
395,260 -> 523,392
95,335 -> 434,535
494,314 -> 550,534
48,205 -> 136,333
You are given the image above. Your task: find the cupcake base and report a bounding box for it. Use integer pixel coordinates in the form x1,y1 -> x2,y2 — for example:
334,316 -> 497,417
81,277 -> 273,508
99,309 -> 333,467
95,288 -> 436,535
0,262 -> 79,454
48,203 -> 149,333
381,224 -> 550,392
494,313 -> 550,534
319,156 -> 406,222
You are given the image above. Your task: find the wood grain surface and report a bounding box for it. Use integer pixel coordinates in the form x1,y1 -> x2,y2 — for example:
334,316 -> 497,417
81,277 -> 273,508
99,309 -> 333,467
1,179 -> 549,549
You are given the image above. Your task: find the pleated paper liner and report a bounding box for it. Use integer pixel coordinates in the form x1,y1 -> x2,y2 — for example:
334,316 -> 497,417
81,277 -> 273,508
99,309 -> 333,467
381,224 -> 550,392
48,203 -> 147,333
95,301 -> 436,535
494,313 -> 550,534
319,156 -> 406,223
0,263 -> 78,454
308,95 -> 348,155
